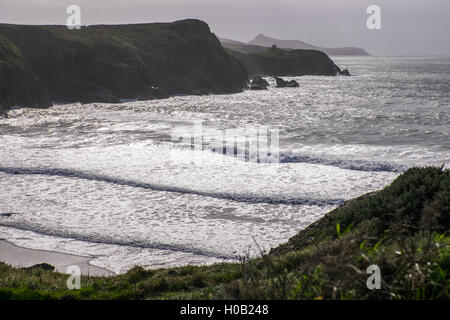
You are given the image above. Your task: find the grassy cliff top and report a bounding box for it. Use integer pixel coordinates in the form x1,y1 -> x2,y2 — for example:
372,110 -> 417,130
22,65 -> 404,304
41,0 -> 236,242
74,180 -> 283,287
0,19 -> 213,44
250,47 -> 329,59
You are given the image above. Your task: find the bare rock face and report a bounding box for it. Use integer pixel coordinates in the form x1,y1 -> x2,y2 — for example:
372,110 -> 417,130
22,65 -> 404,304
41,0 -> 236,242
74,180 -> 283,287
275,77 -> 299,88
251,76 -> 270,87
250,76 -> 270,90
286,80 -> 300,87
275,77 -> 286,87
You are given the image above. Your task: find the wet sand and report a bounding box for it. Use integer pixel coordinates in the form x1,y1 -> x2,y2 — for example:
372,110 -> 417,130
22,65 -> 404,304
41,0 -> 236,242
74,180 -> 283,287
0,240 -> 114,276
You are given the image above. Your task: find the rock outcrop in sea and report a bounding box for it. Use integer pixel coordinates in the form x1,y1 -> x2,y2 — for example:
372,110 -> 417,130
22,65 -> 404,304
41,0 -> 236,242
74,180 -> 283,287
275,77 -> 300,88
249,76 -> 270,90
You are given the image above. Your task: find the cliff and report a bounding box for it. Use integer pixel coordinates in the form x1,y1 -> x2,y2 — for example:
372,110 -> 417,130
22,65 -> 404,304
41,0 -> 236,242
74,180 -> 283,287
0,20 -> 248,108
246,48 -> 340,77
224,48 -> 264,78
221,38 -> 341,77
0,35 -> 51,112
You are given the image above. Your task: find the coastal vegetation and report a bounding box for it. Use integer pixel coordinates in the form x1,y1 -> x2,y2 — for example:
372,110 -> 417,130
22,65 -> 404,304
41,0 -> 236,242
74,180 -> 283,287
0,166 -> 448,300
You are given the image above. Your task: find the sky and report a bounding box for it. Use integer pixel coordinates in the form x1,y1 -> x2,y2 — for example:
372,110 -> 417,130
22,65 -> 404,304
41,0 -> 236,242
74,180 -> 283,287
0,0 -> 449,56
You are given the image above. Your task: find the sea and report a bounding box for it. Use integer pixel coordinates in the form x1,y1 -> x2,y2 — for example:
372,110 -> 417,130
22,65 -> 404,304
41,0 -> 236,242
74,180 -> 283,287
0,56 -> 449,274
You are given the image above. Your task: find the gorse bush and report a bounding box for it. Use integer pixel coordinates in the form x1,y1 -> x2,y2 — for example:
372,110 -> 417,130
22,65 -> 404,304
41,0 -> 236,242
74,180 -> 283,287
222,166 -> 450,300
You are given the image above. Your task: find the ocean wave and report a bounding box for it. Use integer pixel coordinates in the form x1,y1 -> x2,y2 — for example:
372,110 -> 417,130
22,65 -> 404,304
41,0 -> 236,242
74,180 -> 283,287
279,153 -> 407,172
207,146 -> 406,172
0,223 -> 236,260
0,166 -> 344,206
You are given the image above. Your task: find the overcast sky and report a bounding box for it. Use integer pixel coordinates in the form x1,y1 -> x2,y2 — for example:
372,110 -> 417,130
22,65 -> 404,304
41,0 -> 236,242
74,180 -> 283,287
1,0 -> 449,56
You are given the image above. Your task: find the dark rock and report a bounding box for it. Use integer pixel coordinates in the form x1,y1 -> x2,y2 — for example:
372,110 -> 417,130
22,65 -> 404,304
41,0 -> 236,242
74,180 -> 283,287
333,64 -> 342,75
25,263 -> 56,272
340,69 -> 351,76
275,77 -> 287,88
251,76 -> 269,88
0,212 -> 18,217
275,77 -> 299,88
286,80 -> 300,87
250,84 -> 268,90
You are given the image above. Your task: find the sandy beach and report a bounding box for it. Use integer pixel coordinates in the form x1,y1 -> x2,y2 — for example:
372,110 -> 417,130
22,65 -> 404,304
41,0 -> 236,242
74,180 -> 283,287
0,240 -> 113,276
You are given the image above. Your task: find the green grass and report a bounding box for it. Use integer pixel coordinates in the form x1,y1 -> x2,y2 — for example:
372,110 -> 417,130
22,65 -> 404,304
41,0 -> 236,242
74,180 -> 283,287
0,166 -> 449,300
0,262 -> 243,300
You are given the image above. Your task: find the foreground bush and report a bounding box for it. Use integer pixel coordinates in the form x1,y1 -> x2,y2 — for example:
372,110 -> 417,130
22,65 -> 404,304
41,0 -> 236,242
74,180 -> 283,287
222,166 -> 450,299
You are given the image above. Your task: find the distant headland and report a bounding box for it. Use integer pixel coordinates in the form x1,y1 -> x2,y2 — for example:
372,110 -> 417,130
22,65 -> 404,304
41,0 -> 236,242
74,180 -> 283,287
221,34 -> 370,56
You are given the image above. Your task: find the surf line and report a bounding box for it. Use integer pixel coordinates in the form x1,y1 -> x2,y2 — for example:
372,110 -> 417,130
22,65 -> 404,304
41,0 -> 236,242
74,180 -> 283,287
0,166 -> 344,206
0,223 -> 236,260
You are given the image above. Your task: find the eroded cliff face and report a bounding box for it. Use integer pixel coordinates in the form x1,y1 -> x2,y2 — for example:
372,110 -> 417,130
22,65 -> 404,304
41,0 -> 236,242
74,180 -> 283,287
0,19 -> 249,107
247,48 -> 340,77
0,35 -> 51,111
225,48 -> 264,79
225,47 -> 341,78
